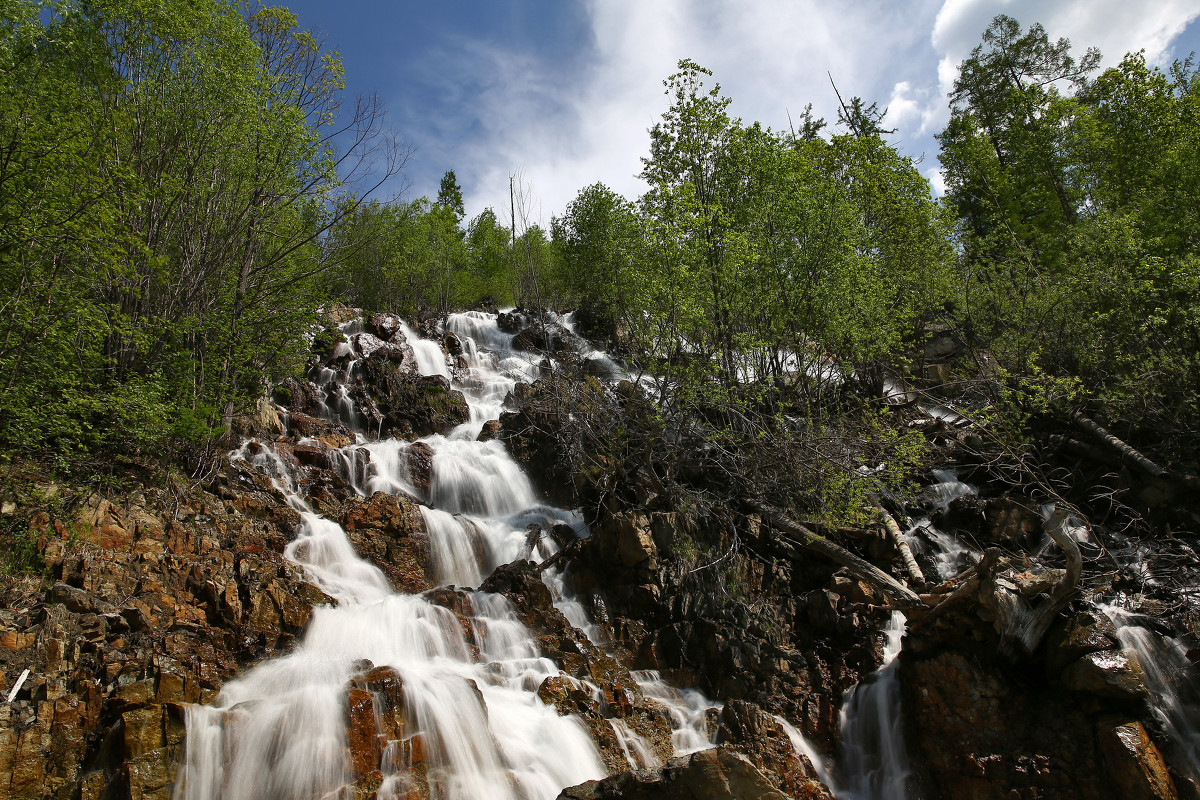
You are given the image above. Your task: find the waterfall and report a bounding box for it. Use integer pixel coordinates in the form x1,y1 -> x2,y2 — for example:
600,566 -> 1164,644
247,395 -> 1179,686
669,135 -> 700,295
837,612 -> 918,800
178,310 -> 821,800
1103,604 -> 1200,786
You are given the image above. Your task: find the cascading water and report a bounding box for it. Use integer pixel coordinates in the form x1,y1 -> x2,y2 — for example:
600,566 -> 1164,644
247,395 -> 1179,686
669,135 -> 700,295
836,612 -> 918,800
1103,605 -> 1200,788
173,310 -> 776,800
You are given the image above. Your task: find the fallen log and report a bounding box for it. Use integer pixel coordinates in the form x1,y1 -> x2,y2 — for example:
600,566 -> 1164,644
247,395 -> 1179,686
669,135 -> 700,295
875,507 -> 926,589
1072,412 -> 1167,478
751,502 -> 923,607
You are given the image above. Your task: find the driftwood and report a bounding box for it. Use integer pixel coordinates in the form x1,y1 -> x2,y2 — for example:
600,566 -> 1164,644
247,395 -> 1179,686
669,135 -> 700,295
752,502 -> 923,606
1069,412 -> 1200,493
1072,412 -> 1167,478
977,507 -> 1082,655
875,507 -> 926,589
909,549 -> 1001,631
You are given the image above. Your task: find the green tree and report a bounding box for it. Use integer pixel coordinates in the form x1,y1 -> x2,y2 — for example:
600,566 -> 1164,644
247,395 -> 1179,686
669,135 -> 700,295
551,183 -> 638,339
437,169 -> 466,222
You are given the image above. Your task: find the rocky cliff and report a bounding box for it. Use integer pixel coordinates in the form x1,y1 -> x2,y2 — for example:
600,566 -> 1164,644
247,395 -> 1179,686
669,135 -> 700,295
2,308 -> 1197,800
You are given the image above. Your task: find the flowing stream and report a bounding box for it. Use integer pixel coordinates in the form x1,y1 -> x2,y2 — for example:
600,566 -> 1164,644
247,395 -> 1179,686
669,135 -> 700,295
173,312 -> 740,800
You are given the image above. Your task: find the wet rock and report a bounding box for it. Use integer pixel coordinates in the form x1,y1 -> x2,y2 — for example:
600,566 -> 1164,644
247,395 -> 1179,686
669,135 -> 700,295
352,359 -> 469,440
1062,649 -> 1150,699
1098,720 -> 1177,800
513,323 -> 574,354
340,493 -> 431,593
933,494 -> 987,537
557,747 -> 790,800
352,332 -> 418,372
0,459 -> 337,800
716,700 -> 834,800
497,311 -> 525,333
406,442 -> 434,499
367,312 -> 403,342
1046,610 -> 1121,675
275,377 -> 324,417
476,420 -> 502,442
285,411 -> 351,440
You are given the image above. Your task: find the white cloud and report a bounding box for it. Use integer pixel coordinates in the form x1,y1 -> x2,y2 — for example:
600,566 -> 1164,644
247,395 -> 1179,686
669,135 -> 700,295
457,0 -> 942,219
446,0 -> 1199,220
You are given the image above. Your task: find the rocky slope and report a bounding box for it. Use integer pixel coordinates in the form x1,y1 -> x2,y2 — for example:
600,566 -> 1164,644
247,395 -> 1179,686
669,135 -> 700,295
2,308 -> 1197,800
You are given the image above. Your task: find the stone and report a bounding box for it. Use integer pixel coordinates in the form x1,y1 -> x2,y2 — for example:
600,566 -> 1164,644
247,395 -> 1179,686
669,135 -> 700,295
1046,611 -> 1121,674
352,359 -> 469,440
368,312 -> 403,342
346,688 -> 381,778
716,700 -> 834,800
406,442 -> 434,498
557,747 -> 790,800
1062,649 -> 1150,699
1098,720 -> 1177,800
617,515 -> 658,570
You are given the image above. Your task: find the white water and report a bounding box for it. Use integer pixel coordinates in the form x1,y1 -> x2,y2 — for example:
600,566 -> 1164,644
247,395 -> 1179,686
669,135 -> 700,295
176,314 -> 611,800
177,311 -> 833,800
1103,603 -> 1200,786
837,612 -> 918,800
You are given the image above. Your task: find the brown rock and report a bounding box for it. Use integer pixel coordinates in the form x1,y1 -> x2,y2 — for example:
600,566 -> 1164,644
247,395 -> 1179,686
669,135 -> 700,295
615,515 -> 657,570
347,688 -> 381,778
1099,720 -> 1177,800
558,747 -> 790,800
1062,649 -> 1150,699
716,700 -> 834,800
1046,611 -> 1121,675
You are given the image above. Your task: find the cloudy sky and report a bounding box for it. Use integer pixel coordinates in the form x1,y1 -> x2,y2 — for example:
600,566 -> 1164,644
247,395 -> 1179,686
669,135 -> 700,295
280,0 -> 1200,223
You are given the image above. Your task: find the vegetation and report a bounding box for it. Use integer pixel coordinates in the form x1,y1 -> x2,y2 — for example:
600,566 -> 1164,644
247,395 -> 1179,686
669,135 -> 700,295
940,16 -> 1200,453
2,0 -> 1197,511
0,0 -> 404,463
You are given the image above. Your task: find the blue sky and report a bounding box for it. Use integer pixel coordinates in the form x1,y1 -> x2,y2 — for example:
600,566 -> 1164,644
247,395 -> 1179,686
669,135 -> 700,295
281,0 -> 1200,224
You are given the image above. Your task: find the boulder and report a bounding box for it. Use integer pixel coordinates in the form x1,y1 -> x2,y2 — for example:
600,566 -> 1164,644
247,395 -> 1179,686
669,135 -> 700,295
557,747 -> 790,800
512,323 -> 574,354
1098,720 -> 1177,800
367,312 -> 403,342
1062,649 -> 1150,699
352,358 -> 469,440
1046,611 -> 1121,675
406,441 -> 434,499
340,493 -> 431,593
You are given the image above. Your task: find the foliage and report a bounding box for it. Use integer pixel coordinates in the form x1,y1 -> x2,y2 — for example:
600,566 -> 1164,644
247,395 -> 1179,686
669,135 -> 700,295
940,15 -> 1200,445
620,60 -> 951,417
0,0 -> 402,464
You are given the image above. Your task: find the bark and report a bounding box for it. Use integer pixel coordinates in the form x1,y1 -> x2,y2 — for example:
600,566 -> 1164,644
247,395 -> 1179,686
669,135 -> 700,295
875,507 -> 925,589
752,502 -> 924,607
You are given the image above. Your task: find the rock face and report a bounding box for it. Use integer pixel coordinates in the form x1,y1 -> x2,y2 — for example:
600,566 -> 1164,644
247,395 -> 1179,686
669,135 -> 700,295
559,503 -> 887,755
900,604 -> 1179,800
0,463 -> 331,800
557,747 -> 791,800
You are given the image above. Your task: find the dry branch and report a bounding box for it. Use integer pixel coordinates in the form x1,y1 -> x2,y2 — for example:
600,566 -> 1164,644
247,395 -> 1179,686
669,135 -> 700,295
875,507 -> 925,589
752,502 -> 924,606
